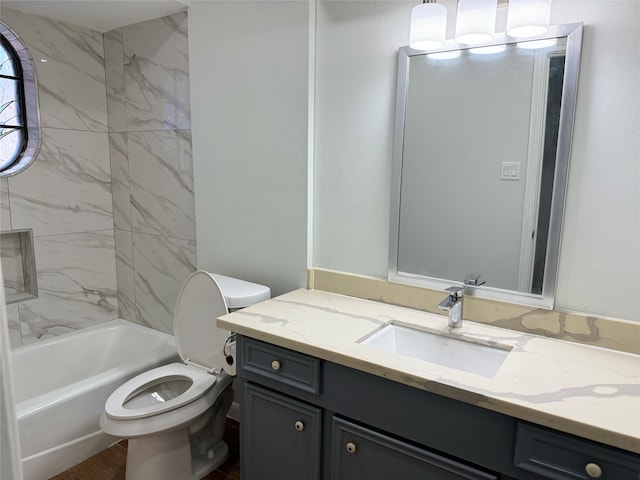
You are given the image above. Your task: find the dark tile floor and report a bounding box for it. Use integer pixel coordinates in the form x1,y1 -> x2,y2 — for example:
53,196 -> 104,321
50,419 -> 240,480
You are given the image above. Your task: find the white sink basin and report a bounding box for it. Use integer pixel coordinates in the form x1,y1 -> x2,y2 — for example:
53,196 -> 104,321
358,323 -> 511,378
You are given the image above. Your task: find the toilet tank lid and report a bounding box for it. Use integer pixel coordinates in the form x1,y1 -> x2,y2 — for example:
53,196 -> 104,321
211,273 -> 271,308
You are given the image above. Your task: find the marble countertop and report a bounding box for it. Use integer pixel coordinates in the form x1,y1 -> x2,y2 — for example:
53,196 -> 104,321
218,289 -> 640,454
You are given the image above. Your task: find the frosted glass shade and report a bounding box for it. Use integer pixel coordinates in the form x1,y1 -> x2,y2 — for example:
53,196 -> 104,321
455,0 -> 497,45
409,3 -> 447,50
506,0 -> 552,38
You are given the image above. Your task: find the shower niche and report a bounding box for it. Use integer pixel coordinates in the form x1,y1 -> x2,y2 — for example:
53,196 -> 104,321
1,228 -> 38,304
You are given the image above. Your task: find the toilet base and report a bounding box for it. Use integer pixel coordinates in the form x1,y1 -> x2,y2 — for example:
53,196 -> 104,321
126,429 -> 192,480
193,440 -> 229,479
125,429 -> 229,480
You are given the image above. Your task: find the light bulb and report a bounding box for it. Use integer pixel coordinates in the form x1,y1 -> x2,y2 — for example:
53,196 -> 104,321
455,0 -> 497,45
409,2 -> 447,50
507,0 -> 552,38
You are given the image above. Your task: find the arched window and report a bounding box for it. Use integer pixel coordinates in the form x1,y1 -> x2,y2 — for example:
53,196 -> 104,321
0,21 -> 40,177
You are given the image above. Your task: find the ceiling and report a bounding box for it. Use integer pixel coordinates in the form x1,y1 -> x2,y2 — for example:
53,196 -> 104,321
1,0 -> 190,33
1,0 -> 512,33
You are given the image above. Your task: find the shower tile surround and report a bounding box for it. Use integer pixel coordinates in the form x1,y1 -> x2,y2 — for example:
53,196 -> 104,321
0,8 -> 117,347
0,8 -> 195,347
106,12 -> 196,333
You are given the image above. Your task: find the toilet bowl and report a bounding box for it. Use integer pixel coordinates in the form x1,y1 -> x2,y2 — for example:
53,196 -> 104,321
100,270 -> 270,480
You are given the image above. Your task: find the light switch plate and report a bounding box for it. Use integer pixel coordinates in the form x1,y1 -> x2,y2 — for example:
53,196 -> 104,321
501,162 -> 520,180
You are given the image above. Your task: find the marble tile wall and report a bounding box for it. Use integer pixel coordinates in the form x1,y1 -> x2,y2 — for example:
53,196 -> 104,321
105,12 -> 196,334
1,8 -> 194,346
0,181 -> 16,346
1,8 -> 118,348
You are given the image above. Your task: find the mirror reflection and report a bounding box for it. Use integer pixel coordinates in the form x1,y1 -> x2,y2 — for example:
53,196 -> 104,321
389,24 -> 583,308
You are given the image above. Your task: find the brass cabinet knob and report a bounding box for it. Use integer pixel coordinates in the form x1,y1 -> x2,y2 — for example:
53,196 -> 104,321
585,463 -> 602,478
294,421 -> 304,432
271,360 -> 281,371
346,442 -> 357,454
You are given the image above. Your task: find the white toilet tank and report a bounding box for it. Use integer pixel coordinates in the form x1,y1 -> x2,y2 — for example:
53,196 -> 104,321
211,273 -> 270,375
210,273 -> 271,309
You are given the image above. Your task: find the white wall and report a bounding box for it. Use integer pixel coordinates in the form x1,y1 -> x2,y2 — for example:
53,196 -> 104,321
189,1 -> 309,297
552,2 -> 640,320
314,1 -> 410,276
313,1 -> 640,321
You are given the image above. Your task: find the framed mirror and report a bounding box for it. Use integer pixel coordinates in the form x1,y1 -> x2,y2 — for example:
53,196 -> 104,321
389,23 -> 583,309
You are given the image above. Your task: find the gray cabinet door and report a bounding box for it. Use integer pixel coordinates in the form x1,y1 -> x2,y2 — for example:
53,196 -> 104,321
242,382 -> 322,480
514,422 -> 640,480
331,416 -> 498,480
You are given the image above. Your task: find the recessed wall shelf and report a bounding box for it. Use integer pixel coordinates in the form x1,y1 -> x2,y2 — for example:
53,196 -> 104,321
1,229 -> 38,304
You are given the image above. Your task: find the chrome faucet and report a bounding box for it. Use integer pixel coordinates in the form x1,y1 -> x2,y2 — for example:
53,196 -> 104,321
438,286 -> 464,328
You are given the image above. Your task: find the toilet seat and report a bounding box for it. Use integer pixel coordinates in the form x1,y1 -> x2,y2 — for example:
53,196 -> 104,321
101,370 -> 234,439
105,271 -> 232,422
173,271 -> 230,374
105,363 -> 217,420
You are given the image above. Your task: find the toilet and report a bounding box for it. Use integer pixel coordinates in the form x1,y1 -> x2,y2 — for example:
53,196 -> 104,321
100,271 -> 270,480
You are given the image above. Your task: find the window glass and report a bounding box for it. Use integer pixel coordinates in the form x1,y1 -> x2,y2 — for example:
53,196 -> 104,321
0,128 -> 23,170
1,78 -> 23,125
0,23 -> 38,177
0,44 -> 16,76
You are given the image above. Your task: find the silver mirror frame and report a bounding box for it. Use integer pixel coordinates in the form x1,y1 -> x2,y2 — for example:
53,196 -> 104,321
388,23 -> 583,309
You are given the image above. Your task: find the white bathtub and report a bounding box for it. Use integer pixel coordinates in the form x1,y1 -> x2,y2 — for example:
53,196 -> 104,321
11,319 -> 179,480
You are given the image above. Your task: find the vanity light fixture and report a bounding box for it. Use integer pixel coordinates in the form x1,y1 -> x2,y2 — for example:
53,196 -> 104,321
455,0 -> 497,45
409,0 -> 553,50
506,0 -> 552,38
409,0 -> 447,50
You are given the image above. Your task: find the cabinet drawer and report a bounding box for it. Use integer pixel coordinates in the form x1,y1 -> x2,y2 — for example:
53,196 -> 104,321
331,416 -> 498,480
514,422 -> 640,480
239,337 -> 321,394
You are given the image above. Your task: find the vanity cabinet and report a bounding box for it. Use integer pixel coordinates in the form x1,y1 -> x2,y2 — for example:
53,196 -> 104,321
237,336 -> 639,480
242,383 -> 321,480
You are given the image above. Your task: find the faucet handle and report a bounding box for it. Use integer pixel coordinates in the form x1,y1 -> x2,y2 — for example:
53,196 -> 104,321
464,273 -> 486,286
445,286 -> 464,298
